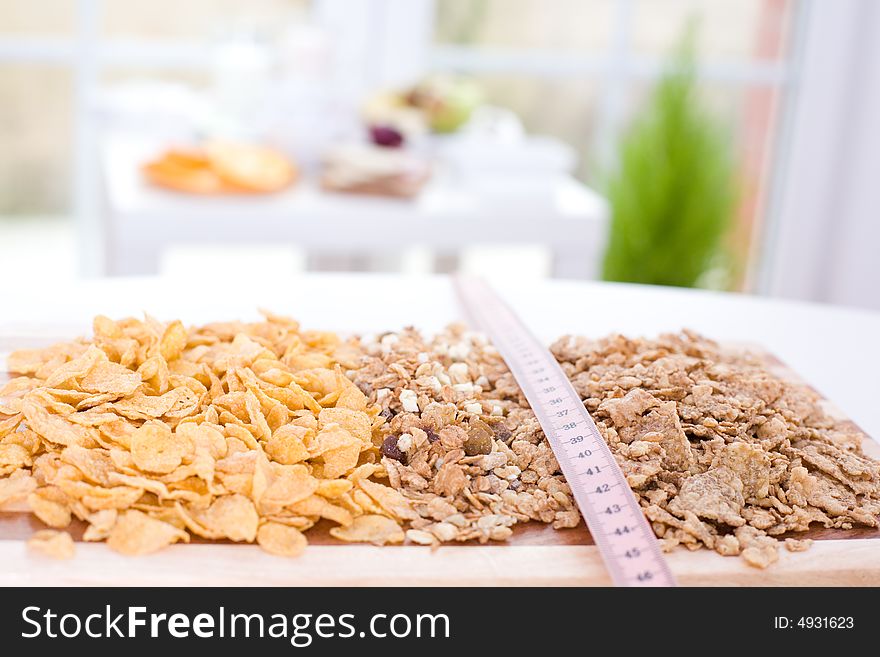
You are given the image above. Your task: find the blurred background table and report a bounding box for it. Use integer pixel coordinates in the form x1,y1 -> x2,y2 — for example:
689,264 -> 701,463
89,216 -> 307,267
100,133 -> 608,278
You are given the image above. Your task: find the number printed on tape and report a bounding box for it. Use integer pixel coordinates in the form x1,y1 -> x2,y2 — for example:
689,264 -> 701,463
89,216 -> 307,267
454,277 -> 677,587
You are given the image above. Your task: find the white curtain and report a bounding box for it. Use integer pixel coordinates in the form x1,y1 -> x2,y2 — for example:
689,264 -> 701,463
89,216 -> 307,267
759,0 -> 880,310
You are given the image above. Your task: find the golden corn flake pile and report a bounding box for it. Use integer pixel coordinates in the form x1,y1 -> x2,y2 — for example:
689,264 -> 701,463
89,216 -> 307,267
0,313 -> 416,559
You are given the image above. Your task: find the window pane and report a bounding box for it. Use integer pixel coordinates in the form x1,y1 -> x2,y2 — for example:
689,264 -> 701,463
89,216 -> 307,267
621,78 -> 784,282
622,78 -> 783,183
0,65 -> 72,215
632,0 -> 794,61
101,0 -> 311,40
435,0 -> 616,53
624,80 -> 744,126
0,0 -> 75,36
473,76 -> 600,180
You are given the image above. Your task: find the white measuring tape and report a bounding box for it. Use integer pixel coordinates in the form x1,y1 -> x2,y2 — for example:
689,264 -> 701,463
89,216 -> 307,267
454,277 -> 677,587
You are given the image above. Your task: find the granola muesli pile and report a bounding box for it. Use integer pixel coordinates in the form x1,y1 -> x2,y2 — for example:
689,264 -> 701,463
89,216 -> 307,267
552,331 -> 880,567
352,326 -> 880,568
349,325 -> 580,546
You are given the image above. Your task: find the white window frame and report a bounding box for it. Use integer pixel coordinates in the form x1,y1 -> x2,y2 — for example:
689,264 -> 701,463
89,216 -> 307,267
426,0 -> 792,161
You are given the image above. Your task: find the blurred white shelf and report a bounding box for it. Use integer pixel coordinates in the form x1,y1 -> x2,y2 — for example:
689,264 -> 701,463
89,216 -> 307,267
99,133 -> 608,277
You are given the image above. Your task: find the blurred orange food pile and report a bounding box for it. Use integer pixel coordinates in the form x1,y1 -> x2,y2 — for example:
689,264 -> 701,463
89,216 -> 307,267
143,142 -> 297,195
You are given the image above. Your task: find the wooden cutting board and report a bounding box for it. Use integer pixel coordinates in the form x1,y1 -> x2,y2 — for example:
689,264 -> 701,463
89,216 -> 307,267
1,336 -> 878,587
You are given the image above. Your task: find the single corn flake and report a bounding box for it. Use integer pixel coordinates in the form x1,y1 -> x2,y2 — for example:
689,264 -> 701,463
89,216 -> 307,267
28,530 -> 75,559
265,424 -> 310,465
7,348 -> 48,375
315,479 -> 352,499
28,487 -> 72,528
318,407 -> 371,443
357,479 -> 419,521
329,514 -> 404,545
257,521 -> 308,557
130,421 -> 189,474
289,495 -> 353,526
79,360 -> 142,396
0,470 -> 37,506
258,464 -> 319,514
0,443 -> 32,472
83,509 -> 118,542
22,398 -> 97,447
310,425 -> 361,479
159,320 -> 188,362
107,509 -> 188,556
192,494 -> 259,542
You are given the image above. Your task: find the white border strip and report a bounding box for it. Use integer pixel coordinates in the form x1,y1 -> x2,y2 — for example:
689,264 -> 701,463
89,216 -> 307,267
2,540 -> 877,587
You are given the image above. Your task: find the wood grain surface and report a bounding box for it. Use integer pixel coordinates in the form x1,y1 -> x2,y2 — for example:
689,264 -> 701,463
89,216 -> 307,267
2,337 -> 879,586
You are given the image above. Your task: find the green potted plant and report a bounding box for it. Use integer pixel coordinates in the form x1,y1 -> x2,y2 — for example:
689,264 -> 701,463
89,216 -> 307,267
601,33 -> 738,288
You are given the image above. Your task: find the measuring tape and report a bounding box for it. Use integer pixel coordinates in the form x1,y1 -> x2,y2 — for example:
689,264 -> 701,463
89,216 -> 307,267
454,277 -> 676,587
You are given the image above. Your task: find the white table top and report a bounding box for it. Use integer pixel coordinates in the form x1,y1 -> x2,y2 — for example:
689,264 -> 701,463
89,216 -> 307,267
102,133 -> 607,225
3,273 -> 879,440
